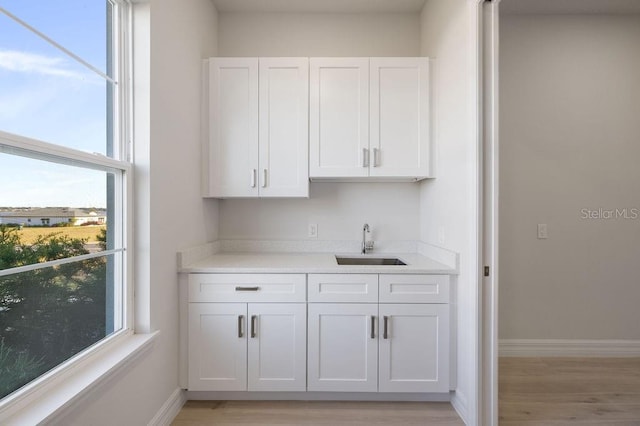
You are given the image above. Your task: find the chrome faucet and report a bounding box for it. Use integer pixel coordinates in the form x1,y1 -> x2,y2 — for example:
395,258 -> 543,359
362,223 -> 374,254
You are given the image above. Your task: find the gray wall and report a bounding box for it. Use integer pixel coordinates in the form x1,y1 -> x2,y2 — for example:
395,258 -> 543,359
499,14 -> 640,340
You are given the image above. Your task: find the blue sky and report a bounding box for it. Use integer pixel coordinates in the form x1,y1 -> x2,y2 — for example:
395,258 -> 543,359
0,1 -> 110,208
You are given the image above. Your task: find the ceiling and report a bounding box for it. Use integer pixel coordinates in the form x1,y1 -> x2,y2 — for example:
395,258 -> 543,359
211,0 -> 428,14
501,0 -> 640,14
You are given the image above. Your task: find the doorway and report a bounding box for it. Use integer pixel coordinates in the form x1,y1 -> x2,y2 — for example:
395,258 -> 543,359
495,1 -> 640,424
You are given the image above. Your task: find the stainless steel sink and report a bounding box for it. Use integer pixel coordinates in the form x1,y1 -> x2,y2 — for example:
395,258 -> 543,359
335,256 -> 406,266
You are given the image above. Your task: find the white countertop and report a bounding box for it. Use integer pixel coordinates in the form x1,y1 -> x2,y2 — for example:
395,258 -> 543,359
180,252 -> 457,274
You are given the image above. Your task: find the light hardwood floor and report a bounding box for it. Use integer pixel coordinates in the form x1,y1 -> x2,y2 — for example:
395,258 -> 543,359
171,401 -> 464,426
172,358 -> 640,425
500,357 -> 640,425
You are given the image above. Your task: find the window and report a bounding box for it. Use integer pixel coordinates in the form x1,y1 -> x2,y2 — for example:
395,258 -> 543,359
0,1 -> 130,401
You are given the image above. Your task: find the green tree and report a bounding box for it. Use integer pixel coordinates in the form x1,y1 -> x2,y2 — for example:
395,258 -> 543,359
97,226 -> 107,251
0,225 -> 106,399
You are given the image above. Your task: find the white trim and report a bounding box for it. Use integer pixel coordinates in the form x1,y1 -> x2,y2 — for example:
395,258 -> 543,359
499,339 -> 640,358
147,388 -> 186,426
0,6 -> 117,85
0,130 -> 130,172
451,390 -> 470,426
480,1 -> 500,425
186,391 -> 451,402
0,332 -> 158,424
0,248 -> 125,277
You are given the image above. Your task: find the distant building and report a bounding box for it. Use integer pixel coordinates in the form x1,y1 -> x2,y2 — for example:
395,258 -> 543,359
0,208 -> 106,227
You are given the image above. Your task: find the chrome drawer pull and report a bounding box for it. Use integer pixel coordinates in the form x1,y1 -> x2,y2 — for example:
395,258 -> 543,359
383,316 -> 389,340
235,286 -> 260,292
251,315 -> 257,338
363,147 -> 370,167
371,316 -> 376,339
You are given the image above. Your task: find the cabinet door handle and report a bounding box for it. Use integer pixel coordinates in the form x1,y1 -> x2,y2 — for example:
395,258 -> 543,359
370,316 -> 376,339
250,169 -> 257,188
238,315 -> 244,338
250,315 -> 257,338
235,286 -> 260,292
362,148 -> 370,168
383,316 -> 389,339
262,169 -> 268,188
373,148 -> 380,167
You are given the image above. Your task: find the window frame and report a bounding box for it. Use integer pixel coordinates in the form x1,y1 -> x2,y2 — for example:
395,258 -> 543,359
0,0 -> 136,413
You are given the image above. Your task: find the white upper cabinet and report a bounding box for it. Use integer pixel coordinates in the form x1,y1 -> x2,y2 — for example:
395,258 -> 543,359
310,57 -> 430,181
259,58 -> 309,197
309,58 -> 369,178
206,58 -> 259,197
204,57 -> 309,198
370,58 -> 430,178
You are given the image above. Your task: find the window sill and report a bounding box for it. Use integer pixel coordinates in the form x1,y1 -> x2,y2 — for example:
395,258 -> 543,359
0,331 -> 159,424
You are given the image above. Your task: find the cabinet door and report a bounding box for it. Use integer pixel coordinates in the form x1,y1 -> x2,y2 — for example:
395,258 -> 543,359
207,58 -> 259,197
188,303 -> 247,391
247,303 -> 307,391
370,58 -> 430,179
378,304 -> 449,393
309,58 -> 369,178
259,58 -> 309,197
308,303 -> 378,392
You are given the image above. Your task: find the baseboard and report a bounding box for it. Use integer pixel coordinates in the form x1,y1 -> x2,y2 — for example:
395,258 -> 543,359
186,391 -> 449,402
148,388 -> 186,426
450,390 -> 469,425
499,339 -> 640,357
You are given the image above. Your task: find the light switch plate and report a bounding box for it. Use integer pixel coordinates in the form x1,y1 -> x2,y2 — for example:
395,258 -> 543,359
308,223 -> 318,238
537,224 -> 548,239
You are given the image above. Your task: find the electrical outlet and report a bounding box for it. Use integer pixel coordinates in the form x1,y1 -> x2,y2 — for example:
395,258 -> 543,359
308,223 -> 318,238
537,224 -> 548,239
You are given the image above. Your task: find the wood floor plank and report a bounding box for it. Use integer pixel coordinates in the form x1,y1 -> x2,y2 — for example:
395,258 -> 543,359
172,401 -> 464,426
173,358 -> 640,425
499,357 -> 640,425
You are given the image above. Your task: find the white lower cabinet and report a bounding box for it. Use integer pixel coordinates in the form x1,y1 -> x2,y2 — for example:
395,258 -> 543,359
186,273 -> 450,396
307,273 -> 450,394
378,304 -> 449,393
247,303 -> 307,391
307,303 -> 378,392
189,303 -> 247,391
188,302 -> 306,391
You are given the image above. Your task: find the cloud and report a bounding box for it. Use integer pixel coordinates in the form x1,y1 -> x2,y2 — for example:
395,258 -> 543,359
0,49 -> 87,79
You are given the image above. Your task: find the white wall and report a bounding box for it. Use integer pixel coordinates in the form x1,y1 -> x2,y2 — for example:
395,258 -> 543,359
220,183 -> 420,242
59,0 -> 219,424
218,12 -> 420,57
499,14 -> 640,340
217,11 -> 423,245
420,0 -> 479,423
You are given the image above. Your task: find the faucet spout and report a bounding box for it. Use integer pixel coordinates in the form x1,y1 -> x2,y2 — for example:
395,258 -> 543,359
361,223 -> 373,254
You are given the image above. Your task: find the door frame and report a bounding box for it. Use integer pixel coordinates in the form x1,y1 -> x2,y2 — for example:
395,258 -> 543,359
476,0 -> 500,425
